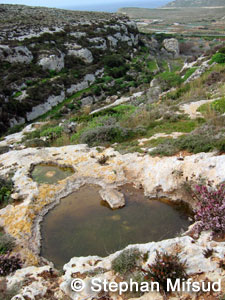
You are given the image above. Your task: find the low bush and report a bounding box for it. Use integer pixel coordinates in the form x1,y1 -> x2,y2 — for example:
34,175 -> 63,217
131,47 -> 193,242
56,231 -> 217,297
0,253 -> 22,276
158,71 -> 182,90
112,248 -> 141,275
40,126 -> 63,139
0,177 -> 13,207
193,182 -> 225,235
198,97 -> 225,115
211,53 -> 225,64
103,54 -> 124,68
182,67 -> 197,82
0,233 -> 15,254
142,251 -> 187,293
79,125 -> 134,146
24,138 -> 49,148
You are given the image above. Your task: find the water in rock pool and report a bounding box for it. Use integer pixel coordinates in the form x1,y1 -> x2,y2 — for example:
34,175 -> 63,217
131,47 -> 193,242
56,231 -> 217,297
31,164 -> 74,184
41,185 -> 190,268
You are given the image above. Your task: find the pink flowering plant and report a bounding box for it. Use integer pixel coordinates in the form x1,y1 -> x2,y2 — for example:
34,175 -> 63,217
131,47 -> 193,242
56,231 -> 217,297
193,182 -> 225,235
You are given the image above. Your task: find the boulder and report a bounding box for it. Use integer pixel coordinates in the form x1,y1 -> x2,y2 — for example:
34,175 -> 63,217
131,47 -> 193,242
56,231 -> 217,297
81,96 -> 94,107
38,51 -> 64,71
0,45 -> 33,64
163,38 -> 179,57
68,48 -> 93,64
99,188 -> 125,209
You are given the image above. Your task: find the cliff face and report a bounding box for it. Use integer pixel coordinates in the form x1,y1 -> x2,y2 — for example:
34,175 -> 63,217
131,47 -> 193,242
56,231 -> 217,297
0,5 -> 139,135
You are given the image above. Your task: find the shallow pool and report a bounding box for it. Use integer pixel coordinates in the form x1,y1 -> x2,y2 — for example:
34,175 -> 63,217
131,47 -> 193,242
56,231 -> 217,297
41,184 -> 190,268
31,164 -> 74,184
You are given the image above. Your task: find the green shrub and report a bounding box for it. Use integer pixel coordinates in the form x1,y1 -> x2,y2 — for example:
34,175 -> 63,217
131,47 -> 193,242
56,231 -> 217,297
40,126 -> 63,139
150,139 -> 178,156
219,47 -> 225,54
182,67 -> 197,82
198,98 -> 225,115
158,71 -> 182,89
0,177 -> 13,207
24,138 -> 49,148
103,55 -> 124,68
79,125 -> 134,146
211,53 -> 225,64
0,233 -> 15,254
112,248 -> 141,275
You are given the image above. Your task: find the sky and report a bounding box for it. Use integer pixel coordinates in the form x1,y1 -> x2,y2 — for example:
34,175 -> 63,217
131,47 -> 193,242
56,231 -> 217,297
0,0 -> 170,11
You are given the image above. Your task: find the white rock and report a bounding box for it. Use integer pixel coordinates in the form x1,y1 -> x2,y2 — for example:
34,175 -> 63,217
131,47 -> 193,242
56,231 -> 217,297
26,91 -> 65,121
88,37 -> 107,50
99,188 -> 125,209
0,45 -> 33,64
68,48 -> 93,64
163,38 -> 179,57
38,52 -> 65,71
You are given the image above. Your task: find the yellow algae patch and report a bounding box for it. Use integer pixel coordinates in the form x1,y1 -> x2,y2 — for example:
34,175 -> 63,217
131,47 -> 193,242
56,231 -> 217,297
7,219 -> 32,238
38,184 -> 61,200
105,173 -> 117,183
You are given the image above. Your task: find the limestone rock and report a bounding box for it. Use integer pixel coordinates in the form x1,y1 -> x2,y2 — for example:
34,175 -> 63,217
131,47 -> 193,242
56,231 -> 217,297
38,51 -> 65,71
99,188 -> 125,209
81,96 -> 94,107
107,35 -> 118,47
163,38 -> 179,57
68,48 -> 93,64
88,37 -> 107,50
0,45 -> 33,64
26,91 -> 65,121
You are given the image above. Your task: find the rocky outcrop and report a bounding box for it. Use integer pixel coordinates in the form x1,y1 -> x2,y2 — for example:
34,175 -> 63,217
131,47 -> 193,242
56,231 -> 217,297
38,51 -> 65,71
26,91 -> 65,121
68,48 -> 94,64
163,38 -> 180,57
0,45 -> 33,63
0,4 -> 140,135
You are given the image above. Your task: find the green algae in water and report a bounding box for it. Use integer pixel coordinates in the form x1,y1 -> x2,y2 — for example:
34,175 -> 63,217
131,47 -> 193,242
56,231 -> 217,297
41,185 -> 190,268
31,164 -> 74,184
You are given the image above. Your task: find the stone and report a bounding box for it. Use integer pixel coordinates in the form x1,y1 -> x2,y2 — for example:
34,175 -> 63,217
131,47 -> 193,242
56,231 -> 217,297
99,188 -> 125,209
107,35 -> 118,47
0,45 -> 33,64
81,96 -> 94,107
26,91 -> 65,121
88,37 -> 107,50
163,38 -> 179,57
68,48 -> 93,64
38,51 -> 64,71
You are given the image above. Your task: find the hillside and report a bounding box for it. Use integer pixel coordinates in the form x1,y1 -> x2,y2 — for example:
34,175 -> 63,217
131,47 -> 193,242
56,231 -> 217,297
165,0 -> 225,7
0,4 -> 139,135
0,4 -> 225,300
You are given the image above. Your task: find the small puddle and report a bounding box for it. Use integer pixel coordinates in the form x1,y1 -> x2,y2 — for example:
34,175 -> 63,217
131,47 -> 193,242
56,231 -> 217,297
31,164 -> 74,184
41,185 -> 190,268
